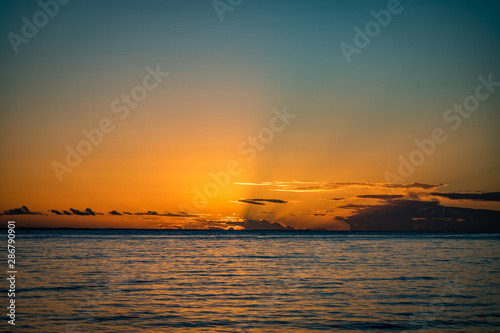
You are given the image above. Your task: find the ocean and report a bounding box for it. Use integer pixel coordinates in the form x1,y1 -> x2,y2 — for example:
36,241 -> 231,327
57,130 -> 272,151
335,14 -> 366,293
3,230 -> 500,332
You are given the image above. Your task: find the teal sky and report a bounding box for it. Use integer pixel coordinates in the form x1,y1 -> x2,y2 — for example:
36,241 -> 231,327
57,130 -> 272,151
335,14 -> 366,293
1,0 -> 500,224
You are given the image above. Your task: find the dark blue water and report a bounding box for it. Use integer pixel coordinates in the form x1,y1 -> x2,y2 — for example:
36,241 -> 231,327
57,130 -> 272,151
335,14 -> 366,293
2,230 -> 500,332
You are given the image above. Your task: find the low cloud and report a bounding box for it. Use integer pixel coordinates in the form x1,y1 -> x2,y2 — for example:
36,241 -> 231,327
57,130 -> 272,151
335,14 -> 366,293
431,192 -> 500,202
2,206 -> 43,215
339,200 -> 500,232
108,210 -> 122,215
70,208 -> 97,216
134,211 -> 196,217
135,210 -> 160,216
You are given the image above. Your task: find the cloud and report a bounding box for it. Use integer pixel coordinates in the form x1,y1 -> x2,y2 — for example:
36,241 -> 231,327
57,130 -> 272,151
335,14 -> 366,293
338,200 -> 500,232
108,210 -> 122,215
135,210 -> 159,216
50,210 -> 62,215
254,199 -> 287,204
398,183 -> 443,190
62,210 -> 72,215
236,200 -> 265,205
235,198 -> 288,205
430,192 -> 500,202
339,204 -> 373,209
2,206 -> 43,215
134,211 -> 197,217
357,194 -> 404,200
234,182 -> 274,186
237,181 -> 443,192
70,208 -> 97,216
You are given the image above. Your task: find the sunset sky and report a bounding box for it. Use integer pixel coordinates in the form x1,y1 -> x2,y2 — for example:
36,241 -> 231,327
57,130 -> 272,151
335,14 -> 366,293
1,0 -> 499,230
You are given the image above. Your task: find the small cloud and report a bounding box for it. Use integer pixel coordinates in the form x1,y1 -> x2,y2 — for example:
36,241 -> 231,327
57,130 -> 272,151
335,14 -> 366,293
235,198 -> 288,205
108,210 -> 122,215
135,211 -> 159,216
70,208 -> 96,216
253,199 -> 287,204
177,211 -> 198,217
50,210 -> 62,215
123,212 -> 132,215
164,212 -> 197,217
2,206 -> 42,215
62,210 -> 72,215
235,200 -> 264,206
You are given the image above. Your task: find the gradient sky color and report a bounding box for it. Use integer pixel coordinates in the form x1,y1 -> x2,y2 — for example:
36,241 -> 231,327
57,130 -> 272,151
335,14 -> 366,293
1,0 -> 499,229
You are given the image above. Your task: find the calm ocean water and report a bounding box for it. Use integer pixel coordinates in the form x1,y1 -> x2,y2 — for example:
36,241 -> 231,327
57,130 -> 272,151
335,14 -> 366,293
3,230 -> 500,332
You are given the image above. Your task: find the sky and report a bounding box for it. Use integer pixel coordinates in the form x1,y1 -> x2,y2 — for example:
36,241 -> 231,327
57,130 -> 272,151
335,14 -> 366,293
1,0 -> 499,230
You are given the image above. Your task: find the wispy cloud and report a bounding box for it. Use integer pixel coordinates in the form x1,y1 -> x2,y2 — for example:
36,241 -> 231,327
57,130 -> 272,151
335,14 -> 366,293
339,204 -> 373,209
234,182 -> 274,186
357,194 -> 404,200
234,198 -> 288,205
236,181 -> 443,192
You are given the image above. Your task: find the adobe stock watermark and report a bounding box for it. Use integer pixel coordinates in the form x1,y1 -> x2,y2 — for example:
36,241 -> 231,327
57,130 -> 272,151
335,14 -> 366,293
236,240 -> 331,331
7,0 -> 70,54
64,266 -> 138,333
178,106 -> 295,218
404,278 -> 465,332
213,0 -> 243,22
385,74 -> 499,184
340,0 -> 407,64
52,64 -> 169,182
6,221 -> 17,326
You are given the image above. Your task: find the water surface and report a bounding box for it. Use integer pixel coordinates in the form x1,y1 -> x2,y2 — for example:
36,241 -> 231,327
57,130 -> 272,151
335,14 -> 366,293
5,230 -> 500,332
